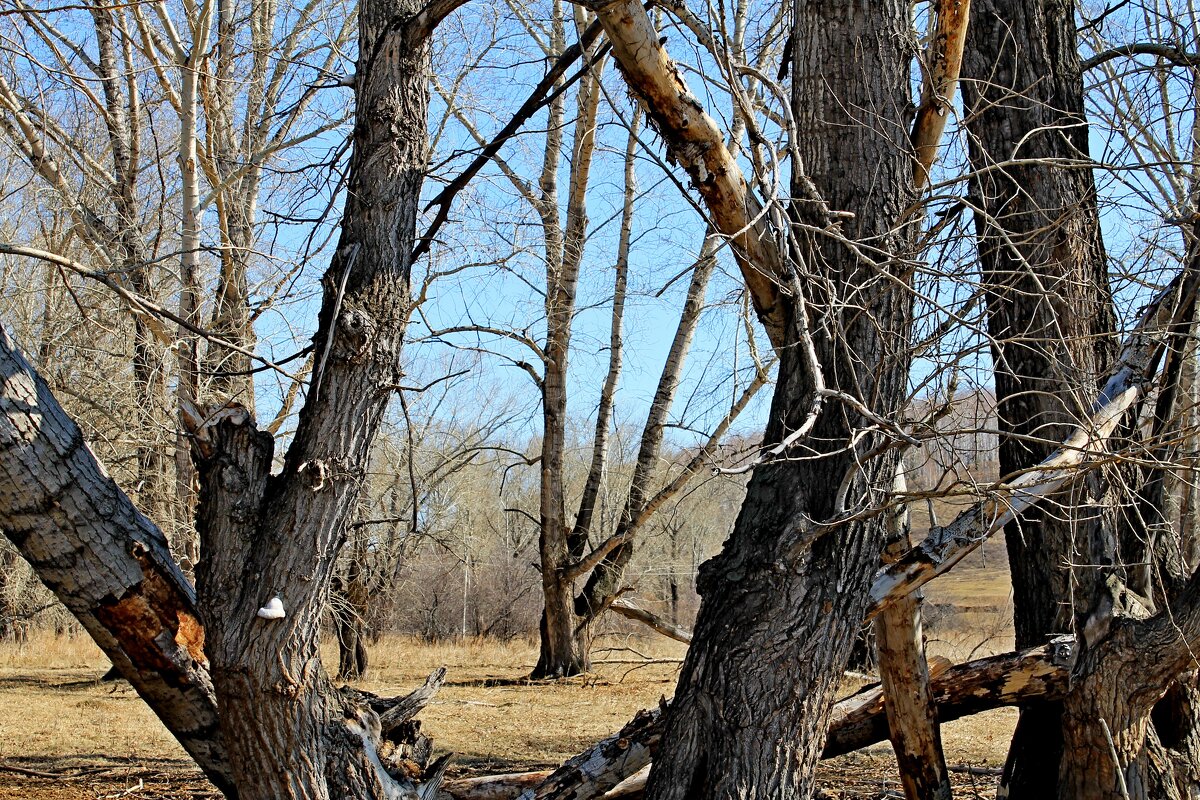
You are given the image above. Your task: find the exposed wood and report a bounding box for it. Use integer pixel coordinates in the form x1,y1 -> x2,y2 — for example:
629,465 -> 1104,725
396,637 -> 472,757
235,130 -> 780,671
869,266 -> 1199,614
440,645 -> 1071,800
824,643 -> 1071,757
588,0 -> 787,348
911,0 -> 971,187
367,667 -> 448,738
525,708 -> 662,800
872,471 -> 951,800
0,325 -> 234,795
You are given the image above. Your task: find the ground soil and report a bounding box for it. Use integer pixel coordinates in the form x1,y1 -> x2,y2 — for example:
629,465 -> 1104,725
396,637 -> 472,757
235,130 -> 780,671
0,556 -> 1016,799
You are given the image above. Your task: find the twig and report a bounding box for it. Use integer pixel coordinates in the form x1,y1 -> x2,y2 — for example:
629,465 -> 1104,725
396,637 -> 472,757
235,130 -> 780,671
1101,718 -> 1132,800
0,761 -> 108,779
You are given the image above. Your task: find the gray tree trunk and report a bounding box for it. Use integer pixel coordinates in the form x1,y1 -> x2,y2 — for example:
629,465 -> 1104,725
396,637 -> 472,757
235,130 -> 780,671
642,1 -> 917,796
961,0 -> 1118,793
189,1 -> 450,794
1,0 -> 460,795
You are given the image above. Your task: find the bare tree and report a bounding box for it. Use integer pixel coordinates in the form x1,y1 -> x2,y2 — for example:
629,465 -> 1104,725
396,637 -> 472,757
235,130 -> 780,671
0,0 -> 469,795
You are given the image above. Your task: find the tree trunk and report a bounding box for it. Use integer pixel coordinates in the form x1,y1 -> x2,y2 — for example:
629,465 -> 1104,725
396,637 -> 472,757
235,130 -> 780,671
961,0 -> 1118,793
641,1 -> 916,796
0,325 -> 234,794
188,1 -> 453,795
531,4 -> 597,679
1059,624 -> 1183,800
336,607 -> 369,682
1154,674 -> 1200,798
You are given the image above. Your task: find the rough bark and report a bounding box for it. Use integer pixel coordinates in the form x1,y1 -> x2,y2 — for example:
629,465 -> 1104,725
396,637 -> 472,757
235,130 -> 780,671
635,0 -> 916,796
1055,578 -> 1200,800
0,324 -> 234,795
1154,674 -> 1200,798
186,0 -> 457,795
961,0 -> 1119,793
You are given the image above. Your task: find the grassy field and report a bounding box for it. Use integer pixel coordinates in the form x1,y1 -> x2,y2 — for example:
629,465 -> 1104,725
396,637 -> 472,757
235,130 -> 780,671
0,562 -> 1018,799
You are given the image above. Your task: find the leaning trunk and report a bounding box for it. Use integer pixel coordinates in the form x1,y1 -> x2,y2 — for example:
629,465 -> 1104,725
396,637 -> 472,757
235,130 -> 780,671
642,1 -> 916,796
0,325 -> 234,793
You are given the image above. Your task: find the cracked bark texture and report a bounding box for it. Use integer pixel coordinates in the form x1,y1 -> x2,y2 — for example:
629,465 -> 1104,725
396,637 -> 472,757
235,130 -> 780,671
641,1 -> 917,796
961,0 -> 1118,794
189,0 -> 445,795
0,324 -> 234,795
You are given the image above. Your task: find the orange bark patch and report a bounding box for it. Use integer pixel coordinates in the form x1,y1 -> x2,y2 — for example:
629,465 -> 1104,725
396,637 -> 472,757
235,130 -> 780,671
94,551 -> 208,681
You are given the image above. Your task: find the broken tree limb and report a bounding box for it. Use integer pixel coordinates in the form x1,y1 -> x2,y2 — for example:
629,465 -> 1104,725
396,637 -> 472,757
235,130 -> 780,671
869,265 -> 1200,616
587,0 -> 788,348
824,641 -> 1072,758
376,666 -> 449,737
910,0 -> 971,187
608,599 -> 692,644
521,708 -> 662,800
0,324 -> 235,795
873,471 -> 952,800
450,644 -> 1070,800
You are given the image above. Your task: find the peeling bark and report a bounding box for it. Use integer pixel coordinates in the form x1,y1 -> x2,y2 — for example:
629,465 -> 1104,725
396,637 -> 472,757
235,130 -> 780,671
588,0 -> 787,347
438,644 -> 1073,800
640,1 -> 918,796
873,471 -> 950,800
0,324 -> 234,795
911,0 -> 971,187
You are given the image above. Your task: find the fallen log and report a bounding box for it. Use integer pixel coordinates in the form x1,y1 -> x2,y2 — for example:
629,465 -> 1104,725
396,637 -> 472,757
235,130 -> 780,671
522,708 -> 662,800
441,771 -> 553,800
444,643 -> 1071,800
823,641 -> 1071,757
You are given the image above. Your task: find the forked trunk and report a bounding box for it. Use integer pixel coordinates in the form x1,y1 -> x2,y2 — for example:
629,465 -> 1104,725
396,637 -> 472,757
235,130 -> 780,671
190,1 -> 448,795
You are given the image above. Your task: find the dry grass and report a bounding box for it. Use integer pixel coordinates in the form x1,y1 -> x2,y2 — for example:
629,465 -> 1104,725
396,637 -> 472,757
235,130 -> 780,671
0,562 -> 1018,799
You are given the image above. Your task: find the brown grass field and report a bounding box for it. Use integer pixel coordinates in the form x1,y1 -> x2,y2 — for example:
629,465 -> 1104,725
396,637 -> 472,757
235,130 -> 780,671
0,557 -> 1018,799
